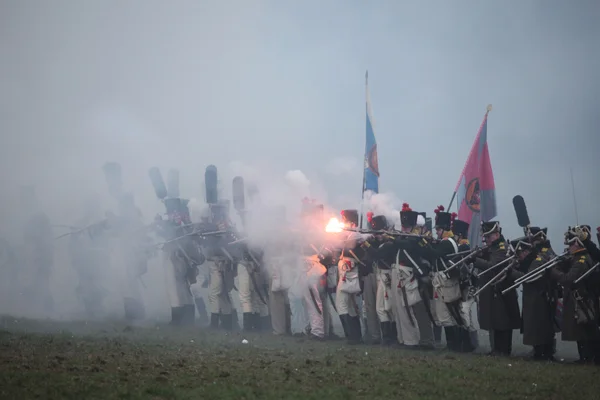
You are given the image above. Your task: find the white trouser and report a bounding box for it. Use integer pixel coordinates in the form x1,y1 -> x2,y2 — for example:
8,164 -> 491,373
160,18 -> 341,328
164,253 -> 193,308
335,263 -> 360,317
391,266 -> 420,346
237,262 -> 263,313
362,271 -> 380,339
376,269 -> 394,323
303,277 -> 329,338
208,259 -> 233,315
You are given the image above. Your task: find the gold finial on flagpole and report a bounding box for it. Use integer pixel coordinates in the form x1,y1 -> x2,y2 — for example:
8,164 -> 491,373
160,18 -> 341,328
486,104 -> 493,112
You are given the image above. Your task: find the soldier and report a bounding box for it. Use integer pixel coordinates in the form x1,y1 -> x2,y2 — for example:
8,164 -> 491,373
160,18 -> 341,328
424,206 -> 463,352
361,212 -> 381,344
157,198 -> 209,326
451,218 -> 478,352
550,226 -> 600,364
378,203 -> 433,349
507,230 -> 557,361
469,221 -> 521,356
116,193 -> 154,322
204,202 -> 236,331
364,214 -> 399,346
336,209 -> 365,345
20,186 -> 54,315
236,242 -> 269,332
69,197 -> 110,319
149,167 -> 204,326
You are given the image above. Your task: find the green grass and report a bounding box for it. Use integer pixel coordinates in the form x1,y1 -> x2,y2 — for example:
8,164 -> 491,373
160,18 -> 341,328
0,316 -> 598,399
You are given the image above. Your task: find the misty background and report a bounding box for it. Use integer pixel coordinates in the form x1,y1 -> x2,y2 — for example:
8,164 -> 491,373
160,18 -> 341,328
0,0 -> 599,329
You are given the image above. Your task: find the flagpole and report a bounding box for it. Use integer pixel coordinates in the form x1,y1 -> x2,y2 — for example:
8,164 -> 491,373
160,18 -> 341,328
359,70 -> 368,229
448,104 -> 492,212
570,166 -> 579,225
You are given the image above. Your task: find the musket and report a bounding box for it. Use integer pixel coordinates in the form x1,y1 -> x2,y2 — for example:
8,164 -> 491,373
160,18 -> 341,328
472,258 -> 517,297
476,254 -> 516,277
511,252 -> 567,285
153,229 -> 228,247
574,262 -> 600,284
443,246 -> 490,274
501,252 -> 569,294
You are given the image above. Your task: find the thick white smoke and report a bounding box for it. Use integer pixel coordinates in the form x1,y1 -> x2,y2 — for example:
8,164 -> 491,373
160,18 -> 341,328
362,190 -> 403,228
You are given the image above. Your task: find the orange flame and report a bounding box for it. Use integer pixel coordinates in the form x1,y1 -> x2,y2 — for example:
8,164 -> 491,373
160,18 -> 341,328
325,217 -> 345,233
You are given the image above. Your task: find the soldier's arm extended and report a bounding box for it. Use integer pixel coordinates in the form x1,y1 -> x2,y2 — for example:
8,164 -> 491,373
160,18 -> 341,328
550,257 -> 589,286
472,247 -> 506,272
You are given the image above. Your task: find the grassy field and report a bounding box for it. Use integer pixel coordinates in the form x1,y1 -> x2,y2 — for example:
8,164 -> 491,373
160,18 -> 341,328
1,316 -> 598,400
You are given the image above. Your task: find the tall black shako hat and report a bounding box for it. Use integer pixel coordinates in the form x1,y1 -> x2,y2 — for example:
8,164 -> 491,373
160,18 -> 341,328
366,211 -> 388,230
434,205 -> 455,231
481,221 -> 501,236
510,236 -> 533,253
528,226 -> 548,242
400,203 -> 418,228
341,209 -> 359,227
451,219 -> 470,238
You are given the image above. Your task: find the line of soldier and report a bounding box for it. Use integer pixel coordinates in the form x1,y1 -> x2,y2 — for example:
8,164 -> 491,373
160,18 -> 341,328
10,162 -> 600,366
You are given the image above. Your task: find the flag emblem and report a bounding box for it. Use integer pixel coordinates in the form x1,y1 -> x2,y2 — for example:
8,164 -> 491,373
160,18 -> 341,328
465,178 -> 481,212
367,144 -> 379,177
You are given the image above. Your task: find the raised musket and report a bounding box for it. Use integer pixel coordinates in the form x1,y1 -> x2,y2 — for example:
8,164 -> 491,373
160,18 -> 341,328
476,254 -> 516,277
501,252 -> 569,294
442,246 -> 490,274
472,258 -> 518,297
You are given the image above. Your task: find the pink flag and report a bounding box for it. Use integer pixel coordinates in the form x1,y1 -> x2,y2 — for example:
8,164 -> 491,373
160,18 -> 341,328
453,109 -> 497,245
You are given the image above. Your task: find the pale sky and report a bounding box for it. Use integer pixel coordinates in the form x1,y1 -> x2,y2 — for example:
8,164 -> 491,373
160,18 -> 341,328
1,0 -> 599,246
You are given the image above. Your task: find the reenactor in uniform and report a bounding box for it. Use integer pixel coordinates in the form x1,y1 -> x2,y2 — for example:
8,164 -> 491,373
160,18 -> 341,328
551,226 -> 600,364
451,218 -> 478,352
363,214 -> 399,346
378,203 -> 433,349
423,206 -> 463,352
507,230 -> 557,361
361,212 -> 381,344
20,186 -> 54,315
335,209 -> 364,345
469,221 -> 521,356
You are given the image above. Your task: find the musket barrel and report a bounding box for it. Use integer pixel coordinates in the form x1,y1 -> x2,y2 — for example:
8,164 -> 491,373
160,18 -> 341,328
501,256 -> 566,294
472,259 -> 516,297
512,252 -> 567,285
574,262 -> 600,284
477,255 -> 515,277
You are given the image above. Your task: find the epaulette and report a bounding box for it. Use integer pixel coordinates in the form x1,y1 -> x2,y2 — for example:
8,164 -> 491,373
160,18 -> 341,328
578,256 -> 586,264
499,242 -> 506,250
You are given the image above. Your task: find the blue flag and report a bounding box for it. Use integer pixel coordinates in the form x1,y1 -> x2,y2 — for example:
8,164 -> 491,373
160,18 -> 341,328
363,71 -> 379,194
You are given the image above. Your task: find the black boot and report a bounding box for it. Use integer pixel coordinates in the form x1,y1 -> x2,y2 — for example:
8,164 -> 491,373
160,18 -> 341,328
433,325 -> 443,344
260,315 -> 272,333
182,305 -> 195,326
532,345 -> 544,360
577,341 -> 592,364
210,313 -> 220,329
285,304 -> 292,335
124,297 -> 145,321
339,314 -> 350,338
390,322 -> 399,345
445,327 -> 457,351
252,313 -> 261,332
380,322 -> 392,346
171,307 -> 184,326
194,297 -> 208,326
347,316 -> 363,345
220,313 -> 233,331
243,313 -> 254,332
